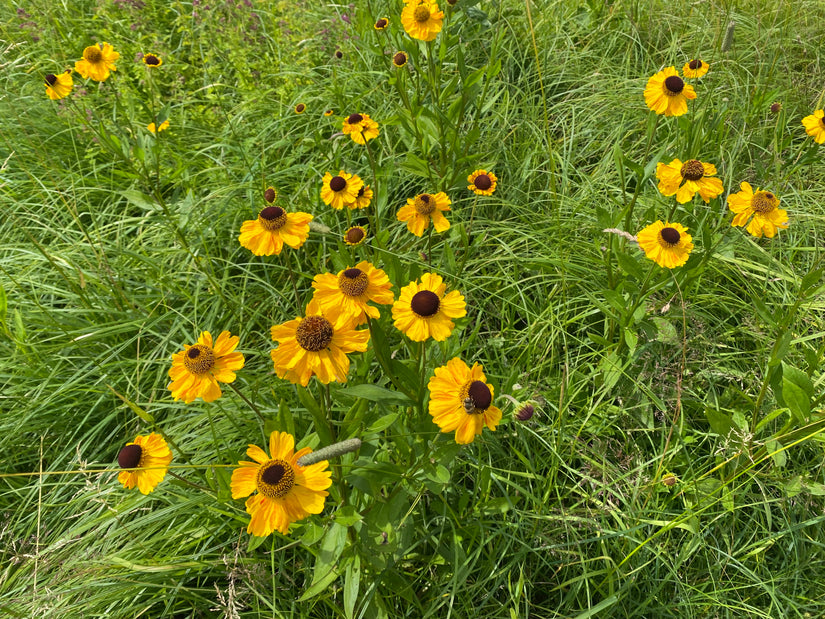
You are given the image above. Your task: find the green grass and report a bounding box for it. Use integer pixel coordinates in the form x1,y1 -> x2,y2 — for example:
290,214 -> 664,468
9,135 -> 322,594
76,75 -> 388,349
3,0 -> 825,617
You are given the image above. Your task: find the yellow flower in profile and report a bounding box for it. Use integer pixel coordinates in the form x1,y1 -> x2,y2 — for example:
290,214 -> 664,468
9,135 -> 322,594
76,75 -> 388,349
168,331 -> 245,403
239,206 -> 313,255
392,273 -> 466,341
801,110 -> 825,144
324,109 -> 334,117
727,182 -> 789,238
655,158 -> 723,203
467,169 -> 497,196
142,53 -> 162,67
353,184 -> 373,209
117,433 -> 173,495
311,261 -> 394,324
230,431 -> 332,537
636,221 -> 694,268
270,300 -> 370,386
643,67 -> 696,117
75,42 -> 119,82
428,358 -> 502,445
392,51 -> 408,68
44,70 -> 73,100
682,59 -> 708,78
401,0 -> 444,42
342,113 -> 380,145
321,170 -> 363,209
294,103 -> 306,114
374,17 -> 389,30
396,192 -> 451,237
344,225 -> 367,246
147,120 -> 170,134
264,186 -> 277,203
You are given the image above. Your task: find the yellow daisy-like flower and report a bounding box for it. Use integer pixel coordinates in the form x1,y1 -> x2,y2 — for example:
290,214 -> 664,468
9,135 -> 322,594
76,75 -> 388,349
75,42 -> 119,82
168,331 -> 245,403
801,110 -> 825,144
324,109 -> 334,117
344,226 -> 367,246
142,53 -> 162,67
321,171 -> 363,209
295,103 -> 306,114
342,113 -> 380,145
467,170 -> 498,196
392,273 -> 466,341
401,0 -> 444,42
230,431 -> 332,537
374,17 -> 389,30
311,261 -> 394,325
147,120 -> 170,134
727,182 -> 789,238
682,59 -> 708,78
117,432 -> 173,495
643,67 -> 696,117
353,184 -> 373,209
636,221 -> 694,268
239,206 -> 313,256
270,300 -> 370,386
396,191 -> 451,237
655,158 -> 724,203
392,51 -> 408,68
428,358 -> 502,445
44,70 -> 73,100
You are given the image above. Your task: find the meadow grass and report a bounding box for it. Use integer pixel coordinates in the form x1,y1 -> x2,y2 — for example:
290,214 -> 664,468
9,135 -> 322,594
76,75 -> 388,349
2,0 -> 825,617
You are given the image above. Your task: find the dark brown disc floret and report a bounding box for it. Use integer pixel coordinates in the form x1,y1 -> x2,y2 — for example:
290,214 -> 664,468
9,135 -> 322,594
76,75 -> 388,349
410,290 -> 440,317
118,444 -> 143,469
664,75 -> 684,95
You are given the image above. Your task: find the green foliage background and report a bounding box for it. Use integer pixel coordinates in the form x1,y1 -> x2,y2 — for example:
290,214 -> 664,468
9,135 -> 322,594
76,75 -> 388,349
2,0 -> 825,617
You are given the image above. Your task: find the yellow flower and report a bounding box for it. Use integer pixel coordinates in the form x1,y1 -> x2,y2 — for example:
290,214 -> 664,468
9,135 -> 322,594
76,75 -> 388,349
655,158 -> 724,203
321,170 -> 363,209
643,67 -> 696,117
374,17 -> 389,30
324,109 -> 334,117
682,59 -> 708,78
147,120 -> 170,134
401,0 -> 444,42
168,331 -> 245,403
727,182 -> 789,238
311,261 -> 394,325
392,51 -> 408,68
392,273 -> 466,341
239,206 -> 313,255
230,431 -> 332,537
428,358 -> 502,445
636,221 -> 694,268
342,113 -> 380,145
353,184 -> 373,209
44,70 -> 73,100
396,192 -> 451,237
142,53 -> 162,67
75,42 -> 119,82
270,300 -> 370,386
344,226 -> 367,246
295,103 -> 306,114
467,169 -> 497,196
802,110 -> 825,144
117,433 -> 173,495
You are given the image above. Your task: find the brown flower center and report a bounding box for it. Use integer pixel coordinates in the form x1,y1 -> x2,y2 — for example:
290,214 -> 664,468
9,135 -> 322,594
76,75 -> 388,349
688,59 -> 702,70
118,444 -> 143,469
338,268 -> 370,297
256,459 -> 295,500
45,74 -> 57,86
84,45 -> 104,63
259,206 -> 287,230
414,193 -> 435,215
183,344 -> 216,374
473,174 -> 492,190
345,227 -> 366,244
410,290 -> 440,317
295,103 -> 305,113
347,113 -> 363,125
751,191 -> 777,214
296,316 -> 334,352
460,380 -> 492,413
375,18 -> 388,29
144,54 -> 160,65
393,52 -> 407,66
660,227 -> 681,245
329,176 -> 347,192
664,75 -> 684,95
680,159 -> 705,181
335,50 -> 343,59
264,187 -> 277,203
414,5 -> 431,22
357,186 -> 366,198
820,116 -> 825,129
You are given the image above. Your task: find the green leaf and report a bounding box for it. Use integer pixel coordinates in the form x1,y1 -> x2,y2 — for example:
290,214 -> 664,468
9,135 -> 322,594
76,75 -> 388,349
651,317 -> 679,344
296,386 -> 332,444
367,413 -> 399,433
766,439 -> 786,468
247,534 -> 268,552
705,408 -> 733,437
121,190 -> 157,212
301,523 -> 347,601
768,331 -> 793,367
340,384 -> 411,405
781,363 -> 812,423
344,555 -> 361,619
107,385 -> 155,424
334,505 -> 363,527
615,249 -> 644,280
